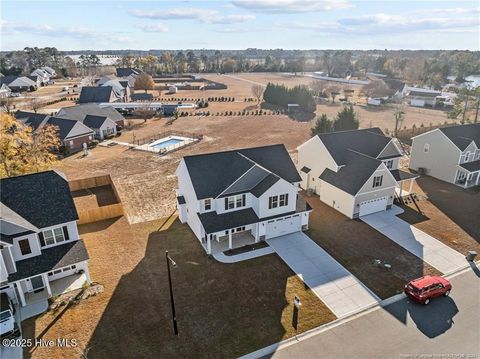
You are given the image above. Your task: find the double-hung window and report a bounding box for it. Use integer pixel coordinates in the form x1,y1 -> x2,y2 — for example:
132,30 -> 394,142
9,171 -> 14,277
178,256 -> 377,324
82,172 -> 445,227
40,226 -> 69,247
269,196 -> 279,209
204,199 -> 211,211
384,160 -> 393,169
279,194 -> 289,207
224,194 -> 246,210
373,175 -> 383,188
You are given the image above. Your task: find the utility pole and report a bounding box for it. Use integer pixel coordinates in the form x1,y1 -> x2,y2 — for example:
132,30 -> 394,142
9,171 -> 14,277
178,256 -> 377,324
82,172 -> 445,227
166,250 -> 178,335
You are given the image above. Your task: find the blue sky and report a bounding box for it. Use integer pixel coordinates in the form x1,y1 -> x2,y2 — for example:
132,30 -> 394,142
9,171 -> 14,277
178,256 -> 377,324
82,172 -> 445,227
1,1 -> 479,51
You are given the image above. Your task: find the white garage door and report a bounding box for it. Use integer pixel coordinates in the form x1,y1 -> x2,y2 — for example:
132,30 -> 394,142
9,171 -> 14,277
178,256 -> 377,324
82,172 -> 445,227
266,215 -> 301,239
359,196 -> 388,217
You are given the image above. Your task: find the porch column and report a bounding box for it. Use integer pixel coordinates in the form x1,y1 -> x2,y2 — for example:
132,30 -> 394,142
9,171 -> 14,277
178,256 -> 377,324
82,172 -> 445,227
15,282 -> 26,307
408,178 -> 414,194
83,262 -> 92,284
207,236 -> 211,255
476,171 -> 480,185
254,224 -> 259,243
399,183 -> 403,197
228,231 -> 233,250
42,273 -> 52,297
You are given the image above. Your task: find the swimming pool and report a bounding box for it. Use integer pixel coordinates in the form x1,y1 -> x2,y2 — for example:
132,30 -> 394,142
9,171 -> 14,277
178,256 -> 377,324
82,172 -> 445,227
152,138 -> 183,149
135,135 -> 196,153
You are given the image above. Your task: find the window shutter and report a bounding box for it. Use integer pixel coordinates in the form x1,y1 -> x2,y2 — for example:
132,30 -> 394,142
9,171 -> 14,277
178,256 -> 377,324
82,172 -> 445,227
242,194 -> 246,206
225,197 -> 228,210
285,194 -> 289,206
38,232 -> 45,247
63,226 -> 70,240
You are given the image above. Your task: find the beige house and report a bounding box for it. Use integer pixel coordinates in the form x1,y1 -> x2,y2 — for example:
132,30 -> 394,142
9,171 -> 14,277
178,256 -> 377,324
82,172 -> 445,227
297,128 -> 417,219
409,124 -> 480,188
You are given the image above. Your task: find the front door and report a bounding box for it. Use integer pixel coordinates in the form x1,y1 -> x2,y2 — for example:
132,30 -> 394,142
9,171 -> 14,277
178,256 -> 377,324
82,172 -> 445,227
30,275 -> 44,292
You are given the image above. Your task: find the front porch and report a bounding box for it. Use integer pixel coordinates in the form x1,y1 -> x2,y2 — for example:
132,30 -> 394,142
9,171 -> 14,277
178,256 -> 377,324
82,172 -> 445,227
454,162 -> 480,188
206,230 -> 257,254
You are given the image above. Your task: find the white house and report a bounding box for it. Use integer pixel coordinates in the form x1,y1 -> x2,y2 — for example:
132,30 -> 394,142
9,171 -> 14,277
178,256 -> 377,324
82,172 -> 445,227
409,124 -> 480,188
175,144 -> 312,254
41,66 -> 56,78
30,69 -> 50,85
297,128 -> 418,219
0,83 -> 11,98
0,171 -> 90,313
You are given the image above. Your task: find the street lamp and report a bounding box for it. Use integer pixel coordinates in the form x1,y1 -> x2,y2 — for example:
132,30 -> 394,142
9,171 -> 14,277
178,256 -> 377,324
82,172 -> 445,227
165,250 -> 178,335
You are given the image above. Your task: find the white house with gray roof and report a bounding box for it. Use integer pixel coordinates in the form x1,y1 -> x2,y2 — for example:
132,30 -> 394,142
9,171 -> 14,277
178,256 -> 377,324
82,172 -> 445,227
409,124 -> 480,188
0,171 -> 90,315
175,144 -> 311,254
297,128 -> 418,219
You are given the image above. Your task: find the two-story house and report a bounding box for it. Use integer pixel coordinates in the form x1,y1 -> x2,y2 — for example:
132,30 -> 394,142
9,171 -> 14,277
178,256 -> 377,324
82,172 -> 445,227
297,128 -> 417,219
0,171 -> 90,311
175,144 -> 312,254
409,124 -> 480,188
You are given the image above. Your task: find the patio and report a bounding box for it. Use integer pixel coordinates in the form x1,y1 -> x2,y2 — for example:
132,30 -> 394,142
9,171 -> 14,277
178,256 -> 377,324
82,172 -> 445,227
208,231 -> 256,254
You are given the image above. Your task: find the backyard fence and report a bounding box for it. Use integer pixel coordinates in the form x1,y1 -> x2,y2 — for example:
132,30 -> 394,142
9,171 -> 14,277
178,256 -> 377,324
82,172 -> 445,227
69,174 -> 124,225
132,130 -> 203,146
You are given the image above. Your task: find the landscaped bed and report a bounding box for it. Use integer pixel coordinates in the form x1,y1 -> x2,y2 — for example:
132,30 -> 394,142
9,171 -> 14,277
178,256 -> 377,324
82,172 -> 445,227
21,216 -> 335,359
302,192 -> 441,299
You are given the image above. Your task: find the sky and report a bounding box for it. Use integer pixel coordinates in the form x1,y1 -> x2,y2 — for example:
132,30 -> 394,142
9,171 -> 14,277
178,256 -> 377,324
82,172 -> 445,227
1,0 -> 479,51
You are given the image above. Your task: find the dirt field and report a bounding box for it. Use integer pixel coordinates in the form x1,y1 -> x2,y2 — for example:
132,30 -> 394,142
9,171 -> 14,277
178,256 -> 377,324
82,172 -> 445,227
22,216 -> 335,359
55,115 -> 311,223
71,185 -> 118,210
399,176 -> 480,254
303,192 -> 441,299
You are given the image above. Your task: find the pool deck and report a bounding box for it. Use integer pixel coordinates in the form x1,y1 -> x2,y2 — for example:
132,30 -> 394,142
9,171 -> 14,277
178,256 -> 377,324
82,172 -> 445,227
135,136 -> 197,154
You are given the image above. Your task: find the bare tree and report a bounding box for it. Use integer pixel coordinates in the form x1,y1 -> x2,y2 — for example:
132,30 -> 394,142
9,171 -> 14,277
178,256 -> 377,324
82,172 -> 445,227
326,85 -> 341,104
394,103 -> 405,137
361,79 -> 393,102
310,80 -> 327,97
251,84 -> 265,103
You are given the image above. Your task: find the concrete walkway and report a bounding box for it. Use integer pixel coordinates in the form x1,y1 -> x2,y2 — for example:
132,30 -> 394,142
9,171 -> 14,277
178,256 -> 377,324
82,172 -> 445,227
361,206 -> 468,275
212,246 -> 274,263
267,232 -> 379,318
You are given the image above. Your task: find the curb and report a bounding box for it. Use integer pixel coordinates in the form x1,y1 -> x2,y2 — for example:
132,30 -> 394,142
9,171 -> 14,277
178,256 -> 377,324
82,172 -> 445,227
240,261 -> 479,359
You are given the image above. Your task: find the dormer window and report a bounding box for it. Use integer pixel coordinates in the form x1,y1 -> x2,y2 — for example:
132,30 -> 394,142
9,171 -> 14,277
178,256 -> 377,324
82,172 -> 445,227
39,226 -> 70,247
204,198 -> 211,211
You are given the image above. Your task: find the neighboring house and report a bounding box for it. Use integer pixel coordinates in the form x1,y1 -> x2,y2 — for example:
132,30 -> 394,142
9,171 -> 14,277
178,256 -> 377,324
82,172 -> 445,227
401,85 -> 441,107
30,69 -> 50,85
57,103 -> 125,128
297,128 -> 417,219
0,76 -> 37,92
78,86 -> 120,103
116,67 -> 141,77
409,124 -> 480,188
100,79 -> 130,102
131,93 -> 153,102
0,171 -> 90,310
15,111 -> 95,151
95,75 -> 117,86
0,83 -> 11,98
83,115 -> 117,140
176,144 -> 312,254
41,66 -> 56,78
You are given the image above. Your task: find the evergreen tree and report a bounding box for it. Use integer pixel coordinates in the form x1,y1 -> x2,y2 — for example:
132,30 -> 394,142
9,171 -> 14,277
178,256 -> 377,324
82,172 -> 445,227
333,105 -> 359,131
311,114 -> 333,136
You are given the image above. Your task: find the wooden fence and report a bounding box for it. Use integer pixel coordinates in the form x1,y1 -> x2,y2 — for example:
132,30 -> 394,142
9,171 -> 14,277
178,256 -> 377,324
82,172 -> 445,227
69,175 -> 124,225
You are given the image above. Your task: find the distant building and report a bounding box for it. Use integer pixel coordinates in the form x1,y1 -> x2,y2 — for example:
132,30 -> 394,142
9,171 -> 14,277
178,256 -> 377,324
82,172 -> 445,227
78,86 -> 120,103
131,93 -> 153,102
57,103 -> 125,128
116,68 -> 141,78
0,76 -> 37,92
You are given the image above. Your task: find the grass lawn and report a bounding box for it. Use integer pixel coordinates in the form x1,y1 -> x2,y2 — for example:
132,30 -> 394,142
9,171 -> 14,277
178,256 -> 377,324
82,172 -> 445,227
302,192 -> 441,299
398,176 -> 480,254
22,216 -> 335,359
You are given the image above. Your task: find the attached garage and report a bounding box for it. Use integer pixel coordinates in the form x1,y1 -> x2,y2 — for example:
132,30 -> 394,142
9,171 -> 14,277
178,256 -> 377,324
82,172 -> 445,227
265,215 -> 301,239
358,196 -> 388,217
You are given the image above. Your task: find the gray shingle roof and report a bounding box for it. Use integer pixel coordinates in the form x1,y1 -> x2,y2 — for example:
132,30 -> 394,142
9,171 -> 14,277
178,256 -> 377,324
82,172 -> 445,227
459,159 -> 480,172
0,171 -> 78,229
250,173 -> 280,197
220,165 -> 269,197
58,104 -> 125,123
319,150 -> 382,195
439,124 -> 480,151
317,128 -> 391,165
14,111 -> 49,131
79,86 -> 115,103
83,115 -> 108,129
45,117 -> 89,140
198,208 -> 260,233
8,239 -> 89,282
183,144 -> 301,199
390,169 -> 418,182
116,68 -> 141,77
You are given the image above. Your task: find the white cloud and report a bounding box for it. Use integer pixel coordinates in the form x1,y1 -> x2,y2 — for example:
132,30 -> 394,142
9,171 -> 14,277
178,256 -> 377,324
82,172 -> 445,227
1,21 -> 132,43
130,8 -> 255,24
231,0 -> 352,13
140,23 -> 169,33
429,7 -> 480,14
285,13 -> 479,35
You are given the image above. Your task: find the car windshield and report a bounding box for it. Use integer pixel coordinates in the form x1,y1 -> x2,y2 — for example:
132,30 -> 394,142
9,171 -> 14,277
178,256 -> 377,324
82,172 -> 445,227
0,310 -> 12,322
407,284 -> 422,294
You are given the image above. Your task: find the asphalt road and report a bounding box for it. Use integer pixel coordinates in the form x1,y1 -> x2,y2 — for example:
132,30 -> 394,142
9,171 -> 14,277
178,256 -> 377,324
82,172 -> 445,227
269,266 -> 480,359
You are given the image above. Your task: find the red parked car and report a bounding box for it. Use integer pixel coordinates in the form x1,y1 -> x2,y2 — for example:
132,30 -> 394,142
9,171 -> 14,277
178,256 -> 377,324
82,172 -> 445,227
404,276 -> 452,305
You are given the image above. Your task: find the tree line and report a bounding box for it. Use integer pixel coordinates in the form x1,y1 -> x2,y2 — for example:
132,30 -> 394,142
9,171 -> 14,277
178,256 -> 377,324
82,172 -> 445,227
263,83 -> 316,113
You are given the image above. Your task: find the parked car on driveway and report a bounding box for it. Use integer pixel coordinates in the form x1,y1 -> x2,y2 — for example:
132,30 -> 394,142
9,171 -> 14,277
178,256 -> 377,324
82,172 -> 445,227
405,276 -> 452,305
0,293 -> 19,339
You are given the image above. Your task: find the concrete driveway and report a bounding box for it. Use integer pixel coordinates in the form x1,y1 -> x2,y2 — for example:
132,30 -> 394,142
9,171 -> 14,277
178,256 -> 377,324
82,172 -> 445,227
267,232 -> 379,318
361,206 -> 468,275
